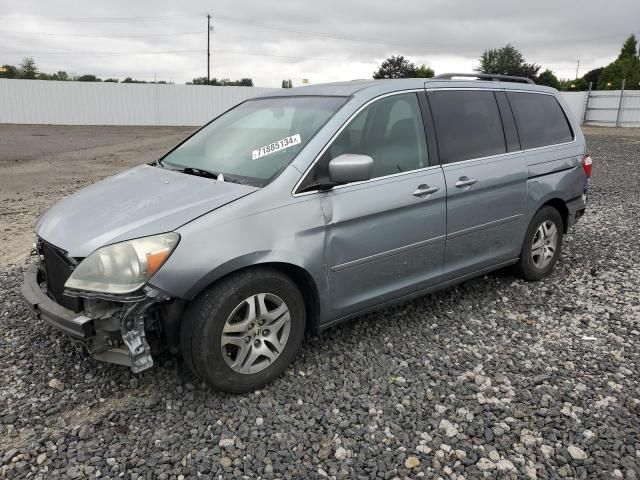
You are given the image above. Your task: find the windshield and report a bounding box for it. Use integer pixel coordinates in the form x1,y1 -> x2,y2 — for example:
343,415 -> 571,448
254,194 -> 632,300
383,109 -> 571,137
160,96 -> 347,187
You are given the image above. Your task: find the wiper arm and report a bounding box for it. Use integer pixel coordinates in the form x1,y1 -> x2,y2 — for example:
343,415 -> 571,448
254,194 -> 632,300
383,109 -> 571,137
178,167 -> 245,185
181,167 -> 220,179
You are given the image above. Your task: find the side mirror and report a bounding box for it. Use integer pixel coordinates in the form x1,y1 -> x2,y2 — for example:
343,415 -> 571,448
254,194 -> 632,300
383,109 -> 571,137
328,154 -> 373,184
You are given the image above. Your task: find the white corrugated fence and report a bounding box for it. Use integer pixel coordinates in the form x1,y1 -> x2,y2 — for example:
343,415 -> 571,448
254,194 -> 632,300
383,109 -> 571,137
0,78 -> 638,127
0,79 -> 276,126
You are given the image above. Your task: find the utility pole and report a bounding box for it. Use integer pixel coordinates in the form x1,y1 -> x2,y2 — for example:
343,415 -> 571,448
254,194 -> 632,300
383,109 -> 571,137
575,58 -> 580,79
207,14 -> 211,84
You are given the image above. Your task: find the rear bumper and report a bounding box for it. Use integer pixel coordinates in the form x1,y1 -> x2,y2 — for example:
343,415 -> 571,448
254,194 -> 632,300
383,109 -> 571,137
20,264 -> 94,339
566,192 -> 587,228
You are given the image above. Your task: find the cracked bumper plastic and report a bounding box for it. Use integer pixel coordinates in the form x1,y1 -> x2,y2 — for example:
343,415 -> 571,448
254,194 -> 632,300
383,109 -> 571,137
20,264 -> 95,339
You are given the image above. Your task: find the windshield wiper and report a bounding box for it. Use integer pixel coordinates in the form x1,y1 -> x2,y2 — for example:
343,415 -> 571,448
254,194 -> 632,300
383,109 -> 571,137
178,167 -> 246,185
181,167 -> 220,179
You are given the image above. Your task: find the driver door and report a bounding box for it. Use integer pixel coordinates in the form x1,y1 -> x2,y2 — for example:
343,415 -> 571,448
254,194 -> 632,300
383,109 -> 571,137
302,92 -> 447,318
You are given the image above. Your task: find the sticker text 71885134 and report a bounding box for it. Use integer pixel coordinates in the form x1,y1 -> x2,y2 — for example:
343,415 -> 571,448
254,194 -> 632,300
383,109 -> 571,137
252,134 -> 301,160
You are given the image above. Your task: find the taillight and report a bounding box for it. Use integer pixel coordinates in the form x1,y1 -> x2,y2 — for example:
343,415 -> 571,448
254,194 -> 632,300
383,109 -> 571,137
582,154 -> 592,177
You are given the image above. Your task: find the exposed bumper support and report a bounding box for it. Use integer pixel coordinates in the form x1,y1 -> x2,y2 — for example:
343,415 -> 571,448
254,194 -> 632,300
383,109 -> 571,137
120,300 -> 156,373
20,264 -> 157,372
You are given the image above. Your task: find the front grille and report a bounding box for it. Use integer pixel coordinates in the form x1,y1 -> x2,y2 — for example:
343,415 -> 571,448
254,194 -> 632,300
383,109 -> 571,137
39,239 -> 84,313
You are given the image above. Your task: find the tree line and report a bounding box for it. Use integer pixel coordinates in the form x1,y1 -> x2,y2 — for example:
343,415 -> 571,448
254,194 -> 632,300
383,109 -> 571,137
372,34 -> 640,91
0,58 -> 175,84
0,58 -> 254,86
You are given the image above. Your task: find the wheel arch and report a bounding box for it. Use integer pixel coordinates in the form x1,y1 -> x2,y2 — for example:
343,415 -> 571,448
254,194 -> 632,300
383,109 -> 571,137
540,197 -> 569,233
183,255 -> 324,335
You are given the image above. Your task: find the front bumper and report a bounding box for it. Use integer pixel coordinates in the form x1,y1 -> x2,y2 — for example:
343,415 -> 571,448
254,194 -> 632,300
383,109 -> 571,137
20,264 -> 156,372
20,264 -> 94,339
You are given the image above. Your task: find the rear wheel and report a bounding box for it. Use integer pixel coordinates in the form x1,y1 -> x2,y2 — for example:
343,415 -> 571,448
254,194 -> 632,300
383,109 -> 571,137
515,206 -> 564,281
180,268 -> 306,393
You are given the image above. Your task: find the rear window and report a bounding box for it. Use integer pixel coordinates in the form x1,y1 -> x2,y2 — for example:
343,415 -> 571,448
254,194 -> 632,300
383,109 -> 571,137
506,92 -> 573,149
428,90 -> 506,164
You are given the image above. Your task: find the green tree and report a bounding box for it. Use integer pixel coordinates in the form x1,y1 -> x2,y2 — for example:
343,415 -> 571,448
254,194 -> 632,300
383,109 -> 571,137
536,69 -> 560,89
476,44 -> 540,80
281,79 -> 293,88
75,74 -> 102,82
123,77 -> 147,84
104,78 -> 119,83
189,77 -> 253,86
582,67 -> 603,88
619,35 -> 639,59
235,78 -> 253,86
18,57 -> 38,79
597,34 -> 640,89
52,71 -> 70,81
559,78 -> 588,91
415,64 -> 435,78
0,64 -> 18,78
373,55 -> 417,79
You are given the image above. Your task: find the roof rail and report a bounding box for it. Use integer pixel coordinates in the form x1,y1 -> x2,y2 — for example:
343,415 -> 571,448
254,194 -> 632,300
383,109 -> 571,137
433,73 -> 535,85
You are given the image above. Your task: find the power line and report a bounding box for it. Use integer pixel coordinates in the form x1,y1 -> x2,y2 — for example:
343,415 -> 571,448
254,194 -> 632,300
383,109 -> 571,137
0,13 -> 202,23
57,14 -> 201,22
214,49 -> 374,64
0,47 -> 373,64
0,12 -> 629,50
0,29 -> 206,38
206,11 -> 627,50
0,49 -> 205,57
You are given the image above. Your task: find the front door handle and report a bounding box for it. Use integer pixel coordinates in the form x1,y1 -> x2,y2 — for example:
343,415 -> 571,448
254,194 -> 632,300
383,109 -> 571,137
413,184 -> 440,197
455,176 -> 478,188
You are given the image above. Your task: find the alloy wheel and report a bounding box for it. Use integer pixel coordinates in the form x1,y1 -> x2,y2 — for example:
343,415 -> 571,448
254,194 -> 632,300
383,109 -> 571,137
531,220 -> 558,269
220,293 -> 291,374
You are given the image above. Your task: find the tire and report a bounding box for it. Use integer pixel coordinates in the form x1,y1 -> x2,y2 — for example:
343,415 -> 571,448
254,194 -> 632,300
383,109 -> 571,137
514,206 -> 564,281
180,268 -> 306,393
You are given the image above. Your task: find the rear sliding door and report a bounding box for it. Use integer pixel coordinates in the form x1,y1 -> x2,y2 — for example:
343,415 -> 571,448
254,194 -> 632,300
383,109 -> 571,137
427,89 -> 528,280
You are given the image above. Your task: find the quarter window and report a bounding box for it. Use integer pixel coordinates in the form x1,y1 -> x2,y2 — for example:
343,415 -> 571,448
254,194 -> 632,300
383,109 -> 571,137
298,93 -> 428,191
506,92 -> 573,149
428,90 -> 507,164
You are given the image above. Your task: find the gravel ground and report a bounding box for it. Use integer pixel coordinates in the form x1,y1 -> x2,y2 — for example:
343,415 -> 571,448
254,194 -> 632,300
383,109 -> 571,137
1,128 -> 639,479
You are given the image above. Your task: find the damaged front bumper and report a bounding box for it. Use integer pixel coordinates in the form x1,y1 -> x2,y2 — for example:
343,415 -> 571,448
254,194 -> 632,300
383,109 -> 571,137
20,263 -> 165,373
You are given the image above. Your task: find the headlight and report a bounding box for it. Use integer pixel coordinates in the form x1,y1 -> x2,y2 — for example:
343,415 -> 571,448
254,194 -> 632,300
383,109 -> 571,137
64,233 -> 180,294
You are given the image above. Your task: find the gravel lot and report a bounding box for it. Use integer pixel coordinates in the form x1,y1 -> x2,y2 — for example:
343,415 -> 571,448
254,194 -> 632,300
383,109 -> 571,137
1,126 -> 639,479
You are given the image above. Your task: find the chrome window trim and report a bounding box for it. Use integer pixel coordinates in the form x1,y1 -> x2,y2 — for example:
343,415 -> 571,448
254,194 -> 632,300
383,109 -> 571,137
427,87 -> 577,167
440,139 -> 578,169
292,89 -> 426,197
293,87 -> 579,196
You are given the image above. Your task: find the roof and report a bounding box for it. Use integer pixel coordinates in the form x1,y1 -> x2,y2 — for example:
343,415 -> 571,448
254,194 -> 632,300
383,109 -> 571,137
252,77 -> 556,99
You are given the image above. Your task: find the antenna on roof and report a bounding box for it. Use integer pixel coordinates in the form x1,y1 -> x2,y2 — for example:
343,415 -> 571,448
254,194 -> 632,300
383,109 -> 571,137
434,73 -> 535,85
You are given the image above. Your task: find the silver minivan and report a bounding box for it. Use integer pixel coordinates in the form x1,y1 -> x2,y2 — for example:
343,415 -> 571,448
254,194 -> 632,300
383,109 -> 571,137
21,74 -> 591,392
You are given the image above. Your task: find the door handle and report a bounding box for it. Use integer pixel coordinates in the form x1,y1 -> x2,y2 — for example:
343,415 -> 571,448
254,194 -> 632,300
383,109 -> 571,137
413,184 -> 440,197
455,176 -> 477,188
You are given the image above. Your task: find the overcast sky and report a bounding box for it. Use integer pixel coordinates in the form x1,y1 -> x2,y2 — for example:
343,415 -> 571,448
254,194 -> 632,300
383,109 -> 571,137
0,0 -> 638,87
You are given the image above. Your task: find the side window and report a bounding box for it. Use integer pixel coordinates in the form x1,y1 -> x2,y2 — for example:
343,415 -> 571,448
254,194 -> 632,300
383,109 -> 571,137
428,90 -> 507,164
507,92 -> 573,149
298,93 -> 428,191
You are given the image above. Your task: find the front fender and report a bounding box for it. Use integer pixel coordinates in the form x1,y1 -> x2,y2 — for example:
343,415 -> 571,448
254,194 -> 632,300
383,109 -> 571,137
181,250 -> 327,301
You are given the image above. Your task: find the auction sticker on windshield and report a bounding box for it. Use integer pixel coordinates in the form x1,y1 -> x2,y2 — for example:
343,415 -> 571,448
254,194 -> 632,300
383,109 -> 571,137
252,134 -> 301,160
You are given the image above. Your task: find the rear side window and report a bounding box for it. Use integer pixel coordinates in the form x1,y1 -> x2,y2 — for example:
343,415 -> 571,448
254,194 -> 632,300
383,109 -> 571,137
506,92 -> 573,149
428,90 -> 506,164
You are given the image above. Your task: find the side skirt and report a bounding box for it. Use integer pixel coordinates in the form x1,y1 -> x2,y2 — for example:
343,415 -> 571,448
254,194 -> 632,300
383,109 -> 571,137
319,258 -> 519,331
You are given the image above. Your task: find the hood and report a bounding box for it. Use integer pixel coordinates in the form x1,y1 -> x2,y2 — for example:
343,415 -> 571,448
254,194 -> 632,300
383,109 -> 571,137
37,164 -> 258,257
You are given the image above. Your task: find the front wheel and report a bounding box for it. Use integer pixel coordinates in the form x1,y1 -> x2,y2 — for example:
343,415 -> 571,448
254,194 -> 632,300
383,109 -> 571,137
180,268 -> 306,393
515,206 -> 564,281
